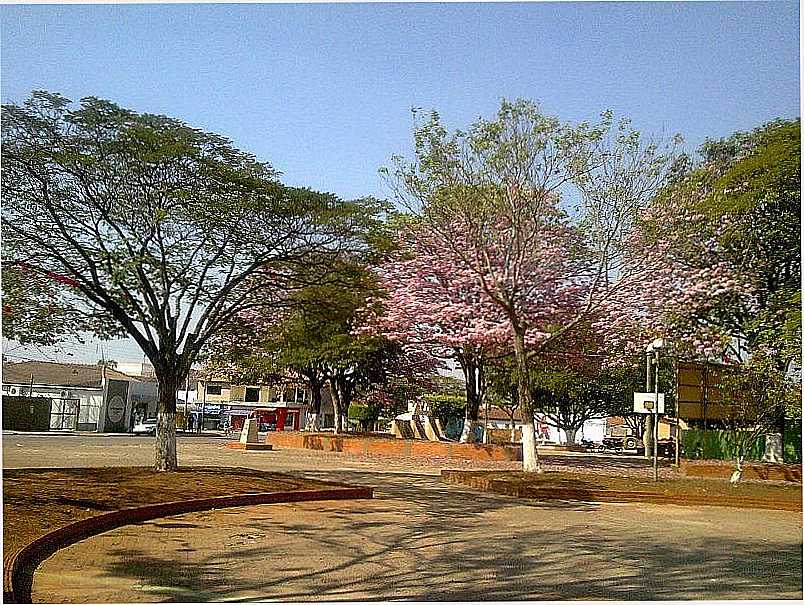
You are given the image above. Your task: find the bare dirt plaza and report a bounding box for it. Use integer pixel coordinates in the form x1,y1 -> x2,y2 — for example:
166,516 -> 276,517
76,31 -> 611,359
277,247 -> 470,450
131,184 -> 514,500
3,433 -> 802,602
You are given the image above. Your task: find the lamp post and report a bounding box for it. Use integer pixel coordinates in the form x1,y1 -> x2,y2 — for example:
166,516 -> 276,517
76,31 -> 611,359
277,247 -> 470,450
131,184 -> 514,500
646,338 -> 665,482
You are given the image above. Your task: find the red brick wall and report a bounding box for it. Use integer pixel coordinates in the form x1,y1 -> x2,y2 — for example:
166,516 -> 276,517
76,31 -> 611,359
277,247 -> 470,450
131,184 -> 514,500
267,432 -> 522,461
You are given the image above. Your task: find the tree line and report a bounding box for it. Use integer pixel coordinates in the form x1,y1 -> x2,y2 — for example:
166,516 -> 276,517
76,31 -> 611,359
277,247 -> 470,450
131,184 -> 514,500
2,92 -> 799,471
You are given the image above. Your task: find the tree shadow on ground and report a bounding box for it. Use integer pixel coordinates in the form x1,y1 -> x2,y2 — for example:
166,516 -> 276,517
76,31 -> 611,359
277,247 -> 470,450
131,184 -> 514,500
86,469 -> 802,602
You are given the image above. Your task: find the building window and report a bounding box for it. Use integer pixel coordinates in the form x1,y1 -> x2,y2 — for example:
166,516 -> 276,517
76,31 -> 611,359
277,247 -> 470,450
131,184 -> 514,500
206,384 -> 222,396
245,387 -> 260,402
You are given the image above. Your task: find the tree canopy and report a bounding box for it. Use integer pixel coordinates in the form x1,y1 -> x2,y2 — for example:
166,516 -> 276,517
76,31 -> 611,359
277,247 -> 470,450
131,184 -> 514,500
1,91 -> 370,469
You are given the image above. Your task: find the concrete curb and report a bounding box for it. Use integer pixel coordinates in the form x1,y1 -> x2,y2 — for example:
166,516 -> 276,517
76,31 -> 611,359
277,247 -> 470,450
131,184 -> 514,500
3,486 -> 373,604
226,442 -> 273,451
441,471 -> 802,512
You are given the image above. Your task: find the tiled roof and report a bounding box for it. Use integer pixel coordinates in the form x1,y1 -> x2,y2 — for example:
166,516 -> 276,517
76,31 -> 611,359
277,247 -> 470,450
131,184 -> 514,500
1,361 -> 138,388
484,406 -> 526,422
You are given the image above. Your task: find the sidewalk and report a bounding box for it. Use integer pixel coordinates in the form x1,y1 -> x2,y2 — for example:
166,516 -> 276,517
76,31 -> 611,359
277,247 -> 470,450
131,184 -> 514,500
2,430 -> 229,438
30,469 -> 804,602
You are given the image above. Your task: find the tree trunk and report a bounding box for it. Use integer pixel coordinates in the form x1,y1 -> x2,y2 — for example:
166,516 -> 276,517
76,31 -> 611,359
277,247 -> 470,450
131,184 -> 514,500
154,372 -> 179,472
521,420 -> 540,472
337,377 -> 352,434
513,326 -> 541,473
330,378 -> 342,435
564,427 -> 577,445
459,354 -> 481,444
510,414 -> 516,443
305,381 -> 323,431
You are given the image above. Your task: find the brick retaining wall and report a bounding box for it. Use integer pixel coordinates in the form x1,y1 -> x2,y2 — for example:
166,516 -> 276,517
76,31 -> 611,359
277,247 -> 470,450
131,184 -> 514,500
4,486 -> 372,604
267,431 -> 522,461
441,470 -> 802,511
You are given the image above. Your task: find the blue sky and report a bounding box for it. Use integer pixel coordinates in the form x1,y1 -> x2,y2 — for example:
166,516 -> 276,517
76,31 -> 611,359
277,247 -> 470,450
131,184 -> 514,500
1,0 -> 800,363
2,1 -> 799,201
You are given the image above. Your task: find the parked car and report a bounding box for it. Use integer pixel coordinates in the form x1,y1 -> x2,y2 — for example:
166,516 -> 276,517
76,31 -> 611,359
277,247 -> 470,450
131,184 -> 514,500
133,418 -> 157,435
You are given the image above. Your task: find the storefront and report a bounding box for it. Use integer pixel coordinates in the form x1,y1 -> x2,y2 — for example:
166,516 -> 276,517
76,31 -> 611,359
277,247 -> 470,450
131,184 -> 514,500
222,405 -> 302,432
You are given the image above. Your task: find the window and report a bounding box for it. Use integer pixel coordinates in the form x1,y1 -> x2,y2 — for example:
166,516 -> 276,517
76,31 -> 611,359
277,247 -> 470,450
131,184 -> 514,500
206,384 -> 222,396
245,387 -> 260,403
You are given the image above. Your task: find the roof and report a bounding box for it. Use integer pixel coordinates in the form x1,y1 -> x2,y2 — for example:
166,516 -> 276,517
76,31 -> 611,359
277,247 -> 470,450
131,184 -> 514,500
485,406 -> 526,422
1,361 -> 138,388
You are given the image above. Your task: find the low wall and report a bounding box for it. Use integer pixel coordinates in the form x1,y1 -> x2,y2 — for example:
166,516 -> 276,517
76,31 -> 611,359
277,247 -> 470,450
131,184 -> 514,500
4,486 -> 372,603
267,431 -> 522,461
683,461 -> 802,483
441,470 -> 802,511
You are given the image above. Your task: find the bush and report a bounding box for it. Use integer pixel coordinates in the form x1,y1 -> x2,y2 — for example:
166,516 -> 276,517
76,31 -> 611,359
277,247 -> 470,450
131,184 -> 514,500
682,429 -> 765,461
423,394 -> 466,426
347,403 -> 379,431
784,420 -> 802,463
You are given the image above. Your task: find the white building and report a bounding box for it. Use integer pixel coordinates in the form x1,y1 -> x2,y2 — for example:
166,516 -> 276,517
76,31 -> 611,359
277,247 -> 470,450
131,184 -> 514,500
2,361 -> 141,432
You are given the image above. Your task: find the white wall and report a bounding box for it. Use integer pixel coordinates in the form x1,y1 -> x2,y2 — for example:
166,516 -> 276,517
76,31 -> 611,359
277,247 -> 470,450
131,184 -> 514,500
18,386 -> 104,430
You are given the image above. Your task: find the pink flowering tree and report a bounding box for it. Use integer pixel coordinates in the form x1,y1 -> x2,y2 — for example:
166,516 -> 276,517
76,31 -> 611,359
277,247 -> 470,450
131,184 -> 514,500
362,224 -> 511,442
383,100 -> 679,471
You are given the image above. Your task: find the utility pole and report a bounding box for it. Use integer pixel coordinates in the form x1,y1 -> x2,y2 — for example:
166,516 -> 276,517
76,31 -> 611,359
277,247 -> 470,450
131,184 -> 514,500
184,372 -> 190,431
653,348 -> 660,482
644,350 -> 654,459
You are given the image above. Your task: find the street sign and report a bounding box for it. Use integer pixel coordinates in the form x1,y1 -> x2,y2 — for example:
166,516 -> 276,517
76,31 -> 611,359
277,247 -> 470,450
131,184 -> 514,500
633,392 -> 666,414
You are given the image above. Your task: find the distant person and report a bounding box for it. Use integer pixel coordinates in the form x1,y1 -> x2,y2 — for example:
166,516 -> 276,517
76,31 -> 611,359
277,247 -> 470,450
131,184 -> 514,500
187,415 -> 194,432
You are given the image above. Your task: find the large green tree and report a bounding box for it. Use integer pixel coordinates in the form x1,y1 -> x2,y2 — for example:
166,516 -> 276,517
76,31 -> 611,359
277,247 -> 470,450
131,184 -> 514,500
2,91 -> 362,470
206,248 -> 434,434
651,119 -> 801,370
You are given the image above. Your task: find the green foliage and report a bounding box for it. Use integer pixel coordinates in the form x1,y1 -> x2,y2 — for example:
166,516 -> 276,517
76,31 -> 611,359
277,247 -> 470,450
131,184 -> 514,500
424,393 -> 467,426
347,402 -> 382,431
783,421 -> 802,464
654,118 -> 801,369
1,264 -> 120,346
717,354 -> 797,462
682,429 -> 766,461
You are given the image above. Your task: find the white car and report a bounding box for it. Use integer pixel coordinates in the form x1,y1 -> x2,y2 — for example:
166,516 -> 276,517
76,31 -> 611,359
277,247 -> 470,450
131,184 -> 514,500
133,418 -> 157,435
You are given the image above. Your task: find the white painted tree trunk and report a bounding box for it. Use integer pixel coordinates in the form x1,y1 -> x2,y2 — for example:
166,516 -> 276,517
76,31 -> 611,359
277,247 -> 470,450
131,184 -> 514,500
305,412 -> 320,432
154,410 -> 177,471
730,455 -> 744,484
522,420 -> 542,473
459,420 -> 479,443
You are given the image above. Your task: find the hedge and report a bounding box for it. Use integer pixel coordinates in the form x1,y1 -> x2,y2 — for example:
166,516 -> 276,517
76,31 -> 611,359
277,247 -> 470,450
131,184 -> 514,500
784,421 -> 802,463
682,429 -> 765,461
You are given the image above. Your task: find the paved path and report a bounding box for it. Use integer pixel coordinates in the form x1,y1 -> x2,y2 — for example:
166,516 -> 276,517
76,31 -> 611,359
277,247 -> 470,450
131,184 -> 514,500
4,434 -> 803,601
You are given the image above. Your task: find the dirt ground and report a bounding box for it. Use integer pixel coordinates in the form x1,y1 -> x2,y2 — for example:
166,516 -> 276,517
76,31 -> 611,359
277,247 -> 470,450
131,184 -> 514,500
4,434 -> 803,601
32,471 -> 804,602
2,466 -> 340,556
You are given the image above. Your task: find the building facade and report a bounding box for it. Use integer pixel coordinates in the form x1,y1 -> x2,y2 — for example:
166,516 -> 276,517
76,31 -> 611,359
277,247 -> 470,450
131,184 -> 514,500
1,361 -> 141,432
190,378 -> 334,431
